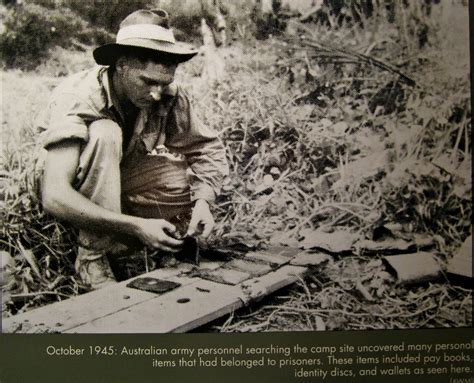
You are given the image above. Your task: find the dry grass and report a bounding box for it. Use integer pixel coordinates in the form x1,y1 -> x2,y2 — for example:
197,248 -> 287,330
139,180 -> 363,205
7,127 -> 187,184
212,258 -> 472,332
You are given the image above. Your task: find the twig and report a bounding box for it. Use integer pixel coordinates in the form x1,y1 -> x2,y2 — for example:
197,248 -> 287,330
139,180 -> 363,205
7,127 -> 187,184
10,291 -> 71,299
290,34 -> 416,86
263,303 -> 438,319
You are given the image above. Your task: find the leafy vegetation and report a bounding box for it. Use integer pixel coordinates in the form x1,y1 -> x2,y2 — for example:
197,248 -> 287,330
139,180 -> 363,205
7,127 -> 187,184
1,1 -> 471,330
0,2 -> 112,69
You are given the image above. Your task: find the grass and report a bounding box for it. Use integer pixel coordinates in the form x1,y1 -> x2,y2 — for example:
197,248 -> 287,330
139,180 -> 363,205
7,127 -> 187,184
212,258 -> 472,332
1,2 -> 471,330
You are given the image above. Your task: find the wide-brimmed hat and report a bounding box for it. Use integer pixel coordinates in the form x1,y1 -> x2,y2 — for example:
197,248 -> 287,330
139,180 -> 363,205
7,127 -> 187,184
93,9 -> 198,65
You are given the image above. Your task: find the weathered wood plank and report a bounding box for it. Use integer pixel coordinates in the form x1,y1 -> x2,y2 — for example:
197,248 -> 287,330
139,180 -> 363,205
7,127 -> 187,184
197,267 -> 251,285
197,259 -> 224,270
300,229 -> 358,253
3,249 -> 314,334
2,266 -> 194,334
383,252 -> 443,285
238,265 -> 308,304
67,278 -> 243,333
245,251 -> 290,267
224,258 -> 273,277
2,284 -> 154,334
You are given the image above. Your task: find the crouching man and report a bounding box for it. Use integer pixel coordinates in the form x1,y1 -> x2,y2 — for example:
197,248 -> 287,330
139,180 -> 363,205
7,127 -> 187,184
38,9 -> 229,289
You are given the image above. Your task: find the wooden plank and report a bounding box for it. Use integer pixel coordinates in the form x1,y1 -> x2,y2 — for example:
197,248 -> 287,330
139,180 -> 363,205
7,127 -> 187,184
223,258 -> 273,277
245,251 -> 291,267
67,278 -> 243,333
382,252 -> 443,285
2,283 -> 155,334
2,266 -> 194,334
197,259 -> 224,270
4,251 -> 314,334
197,267 -> 251,285
300,229 -> 358,252
238,265 -> 308,304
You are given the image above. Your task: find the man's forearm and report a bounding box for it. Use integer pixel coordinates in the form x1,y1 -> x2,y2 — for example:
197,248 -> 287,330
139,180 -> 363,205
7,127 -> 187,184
43,182 -> 142,238
43,183 -> 185,252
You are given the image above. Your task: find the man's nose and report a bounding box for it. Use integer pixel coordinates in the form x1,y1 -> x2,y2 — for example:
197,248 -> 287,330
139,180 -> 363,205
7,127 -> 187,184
149,86 -> 163,101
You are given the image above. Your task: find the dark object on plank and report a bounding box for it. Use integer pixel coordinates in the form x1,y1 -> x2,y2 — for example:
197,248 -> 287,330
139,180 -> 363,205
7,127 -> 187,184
126,278 -> 181,294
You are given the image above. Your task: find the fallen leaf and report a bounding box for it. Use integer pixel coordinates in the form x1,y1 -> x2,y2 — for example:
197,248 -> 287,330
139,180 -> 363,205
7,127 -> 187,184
319,118 -> 333,128
355,280 -> 374,301
290,251 -> 332,266
354,127 -> 386,154
254,174 -> 274,194
447,235 -> 472,280
331,121 -> 348,135
269,231 -> 299,247
356,235 -> 435,254
289,104 -> 315,122
452,157 -> 471,199
433,153 -> 458,174
17,243 -> 41,280
331,150 -> 389,190
0,250 -> 15,271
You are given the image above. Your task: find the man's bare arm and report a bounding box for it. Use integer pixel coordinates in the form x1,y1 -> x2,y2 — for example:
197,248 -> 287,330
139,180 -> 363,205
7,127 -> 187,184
42,141 -> 183,252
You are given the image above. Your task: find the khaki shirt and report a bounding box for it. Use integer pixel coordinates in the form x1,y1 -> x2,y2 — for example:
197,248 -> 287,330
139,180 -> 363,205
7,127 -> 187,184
37,66 -> 228,202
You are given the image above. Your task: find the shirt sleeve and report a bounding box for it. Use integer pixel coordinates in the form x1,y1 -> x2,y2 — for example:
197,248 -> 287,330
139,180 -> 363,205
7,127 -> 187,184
165,88 -> 229,202
37,92 -> 98,150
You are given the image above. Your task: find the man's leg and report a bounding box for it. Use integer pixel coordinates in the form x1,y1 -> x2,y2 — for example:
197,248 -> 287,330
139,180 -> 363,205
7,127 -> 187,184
121,149 -> 193,226
121,151 -> 194,267
74,119 -> 123,289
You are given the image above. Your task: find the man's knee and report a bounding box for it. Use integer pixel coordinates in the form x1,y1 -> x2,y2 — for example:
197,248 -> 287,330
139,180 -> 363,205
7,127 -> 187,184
88,119 -> 122,155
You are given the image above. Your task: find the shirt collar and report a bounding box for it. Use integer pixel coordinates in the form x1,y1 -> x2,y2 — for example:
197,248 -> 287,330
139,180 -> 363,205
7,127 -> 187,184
104,67 -> 119,111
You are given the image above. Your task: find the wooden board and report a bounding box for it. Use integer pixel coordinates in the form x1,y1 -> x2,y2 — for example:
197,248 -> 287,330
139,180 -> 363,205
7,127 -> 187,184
224,258 -> 273,277
3,247 -> 313,334
197,267 -> 251,285
239,265 -> 308,304
382,252 -> 443,285
69,266 -> 309,333
245,251 -> 291,267
2,267 -> 195,333
68,279 -> 243,333
197,259 -> 224,270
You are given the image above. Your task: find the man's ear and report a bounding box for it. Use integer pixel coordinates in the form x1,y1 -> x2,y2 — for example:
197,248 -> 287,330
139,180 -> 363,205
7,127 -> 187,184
115,56 -> 127,73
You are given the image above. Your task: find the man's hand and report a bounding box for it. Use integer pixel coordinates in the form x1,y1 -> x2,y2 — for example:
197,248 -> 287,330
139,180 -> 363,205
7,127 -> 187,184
133,218 -> 184,252
187,199 -> 215,239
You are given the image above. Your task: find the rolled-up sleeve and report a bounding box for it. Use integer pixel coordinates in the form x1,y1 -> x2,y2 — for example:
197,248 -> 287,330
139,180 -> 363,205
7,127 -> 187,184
37,93 -> 97,150
165,89 -> 229,202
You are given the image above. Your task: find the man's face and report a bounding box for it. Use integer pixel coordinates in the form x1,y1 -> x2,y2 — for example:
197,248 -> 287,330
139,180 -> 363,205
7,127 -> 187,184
116,57 -> 177,109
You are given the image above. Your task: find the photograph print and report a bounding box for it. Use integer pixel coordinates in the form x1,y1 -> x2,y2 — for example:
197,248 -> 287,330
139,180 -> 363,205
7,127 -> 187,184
1,0 -> 471,334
